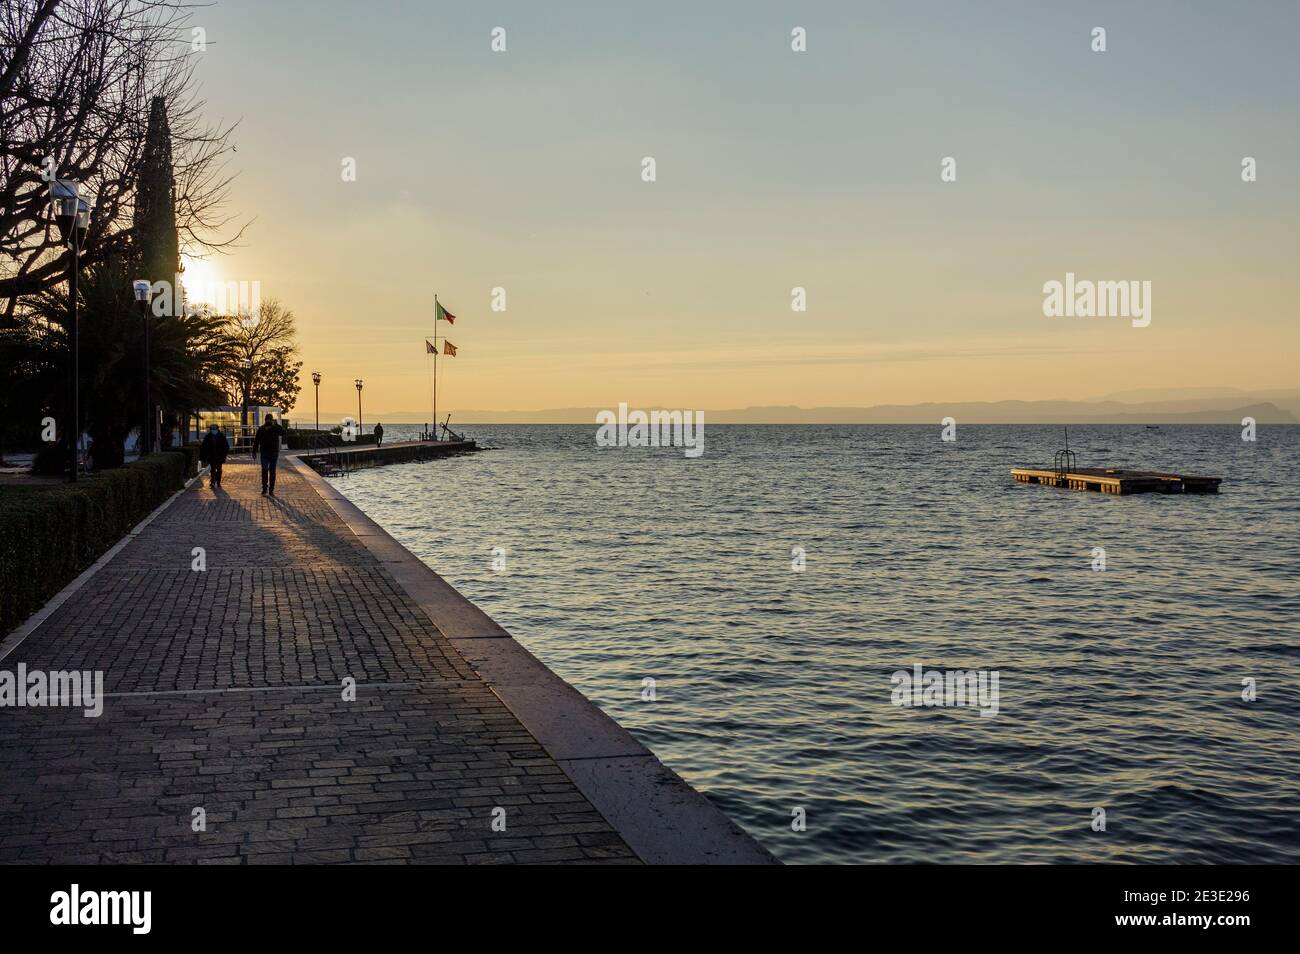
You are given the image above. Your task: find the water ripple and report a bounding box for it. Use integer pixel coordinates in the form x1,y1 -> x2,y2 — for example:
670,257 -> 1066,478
333,424 -> 1300,864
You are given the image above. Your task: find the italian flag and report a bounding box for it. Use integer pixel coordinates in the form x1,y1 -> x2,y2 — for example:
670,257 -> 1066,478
436,300 -> 456,324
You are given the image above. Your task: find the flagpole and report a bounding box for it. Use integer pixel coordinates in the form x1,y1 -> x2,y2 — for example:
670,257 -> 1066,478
433,295 -> 439,440
431,340 -> 441,441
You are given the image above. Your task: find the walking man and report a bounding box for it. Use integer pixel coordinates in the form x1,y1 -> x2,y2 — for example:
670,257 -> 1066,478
374,422 -> 384,447
252,414 -> 287,496
199,423 -> 230,490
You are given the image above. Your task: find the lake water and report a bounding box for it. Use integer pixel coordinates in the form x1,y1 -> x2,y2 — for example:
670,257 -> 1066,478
328,424 -> 1300,864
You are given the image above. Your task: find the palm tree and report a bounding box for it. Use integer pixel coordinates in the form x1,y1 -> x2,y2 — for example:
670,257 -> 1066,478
20,253 -> 234,469
151,303 -> 239,446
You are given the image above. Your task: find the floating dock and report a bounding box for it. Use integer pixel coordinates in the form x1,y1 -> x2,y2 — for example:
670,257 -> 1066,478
1011,467 -> 1222,495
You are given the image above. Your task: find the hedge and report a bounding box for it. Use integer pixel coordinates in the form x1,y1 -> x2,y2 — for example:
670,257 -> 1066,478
285,428 -> 344,450
170,443 -> 200,478
0,447 -> 197,634
285,429 -> 379,450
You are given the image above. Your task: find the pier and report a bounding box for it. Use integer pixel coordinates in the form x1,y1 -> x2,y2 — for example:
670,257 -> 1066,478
1011,467 -> 1222,495
0,456 -> 774,864
295,438 -> 478,476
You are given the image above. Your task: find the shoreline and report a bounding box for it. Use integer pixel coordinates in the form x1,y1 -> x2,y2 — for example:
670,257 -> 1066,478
0,454 -> 775,865
294,458 -> 777,864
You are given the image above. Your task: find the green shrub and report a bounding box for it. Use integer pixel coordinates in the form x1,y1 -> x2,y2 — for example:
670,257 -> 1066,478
0,451 -> 188,633
168,443 -> 200,478
283,430 -> 380,450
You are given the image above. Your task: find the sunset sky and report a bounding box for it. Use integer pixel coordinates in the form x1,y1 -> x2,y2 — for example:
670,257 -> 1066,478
187,1 -> 1300,421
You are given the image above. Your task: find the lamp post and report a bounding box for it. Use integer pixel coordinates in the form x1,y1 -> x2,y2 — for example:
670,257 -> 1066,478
132,279 -> 152,455
311,371 -> 321,449
238,313 -> 258,439
50,180 -> 92,482
355,378 -> 363,437
241,358 -> 253,451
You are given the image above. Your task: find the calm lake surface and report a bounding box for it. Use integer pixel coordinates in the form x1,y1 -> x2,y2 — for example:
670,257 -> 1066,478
329,424 -> 1300,864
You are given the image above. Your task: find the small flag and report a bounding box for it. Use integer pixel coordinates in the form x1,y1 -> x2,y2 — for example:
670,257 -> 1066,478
436,300 -> 456,324
425,338 -> 437,354
443,341 -> 457,357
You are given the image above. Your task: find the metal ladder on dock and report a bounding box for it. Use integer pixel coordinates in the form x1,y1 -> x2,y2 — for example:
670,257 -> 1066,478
1053,427 -> 1077,485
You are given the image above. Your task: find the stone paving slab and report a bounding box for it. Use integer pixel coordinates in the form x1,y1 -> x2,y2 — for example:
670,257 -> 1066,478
0,459 -> 639,864
0,685 -> 627,865
19,567 -> 475,693
293,459 -> 779,865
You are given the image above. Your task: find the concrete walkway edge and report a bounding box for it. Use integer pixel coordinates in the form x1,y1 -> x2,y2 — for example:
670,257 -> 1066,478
290,458 -> 778,865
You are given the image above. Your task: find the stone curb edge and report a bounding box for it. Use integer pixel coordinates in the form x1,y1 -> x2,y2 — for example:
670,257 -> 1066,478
290,457 -> 779,866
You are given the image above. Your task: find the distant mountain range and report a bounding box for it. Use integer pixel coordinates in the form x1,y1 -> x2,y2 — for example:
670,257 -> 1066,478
318,388 -> 1300,425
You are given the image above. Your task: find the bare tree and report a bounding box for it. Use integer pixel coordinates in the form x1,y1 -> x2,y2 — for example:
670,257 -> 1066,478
218,298 -> 301,426
0,0 -> 242,316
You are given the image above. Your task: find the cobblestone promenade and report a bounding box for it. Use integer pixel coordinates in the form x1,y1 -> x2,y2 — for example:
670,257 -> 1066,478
0,459 -> 637,864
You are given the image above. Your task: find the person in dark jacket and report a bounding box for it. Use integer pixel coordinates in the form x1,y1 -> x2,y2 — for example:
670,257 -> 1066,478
251,414 -> 287,496
198,424 -> 230,489
374,422 -> 384,447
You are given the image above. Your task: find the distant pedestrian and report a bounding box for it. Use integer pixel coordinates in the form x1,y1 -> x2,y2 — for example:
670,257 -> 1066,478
252,414 -> 287,496
374,422 -> 384,447
199,424 -> 230,490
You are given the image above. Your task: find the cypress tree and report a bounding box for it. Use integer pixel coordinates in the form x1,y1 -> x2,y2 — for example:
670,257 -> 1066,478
133,95 -> 180,448
134,95 -> 179,305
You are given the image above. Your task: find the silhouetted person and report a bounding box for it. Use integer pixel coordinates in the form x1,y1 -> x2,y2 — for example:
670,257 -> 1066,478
374,422 -> 384,447
199,424 -> 230,489
252,414 -> 286,496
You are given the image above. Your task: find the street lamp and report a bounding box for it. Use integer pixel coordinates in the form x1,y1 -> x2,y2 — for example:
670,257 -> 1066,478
241,357 -> 253,445
132,279 -> 152,455
311,371 -> 321,449
238,313 -> 258,438
354,378 -> 363,436
50,179 -> 93,481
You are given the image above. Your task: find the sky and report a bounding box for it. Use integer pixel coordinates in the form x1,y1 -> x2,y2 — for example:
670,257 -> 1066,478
184,1 -> 1300,421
